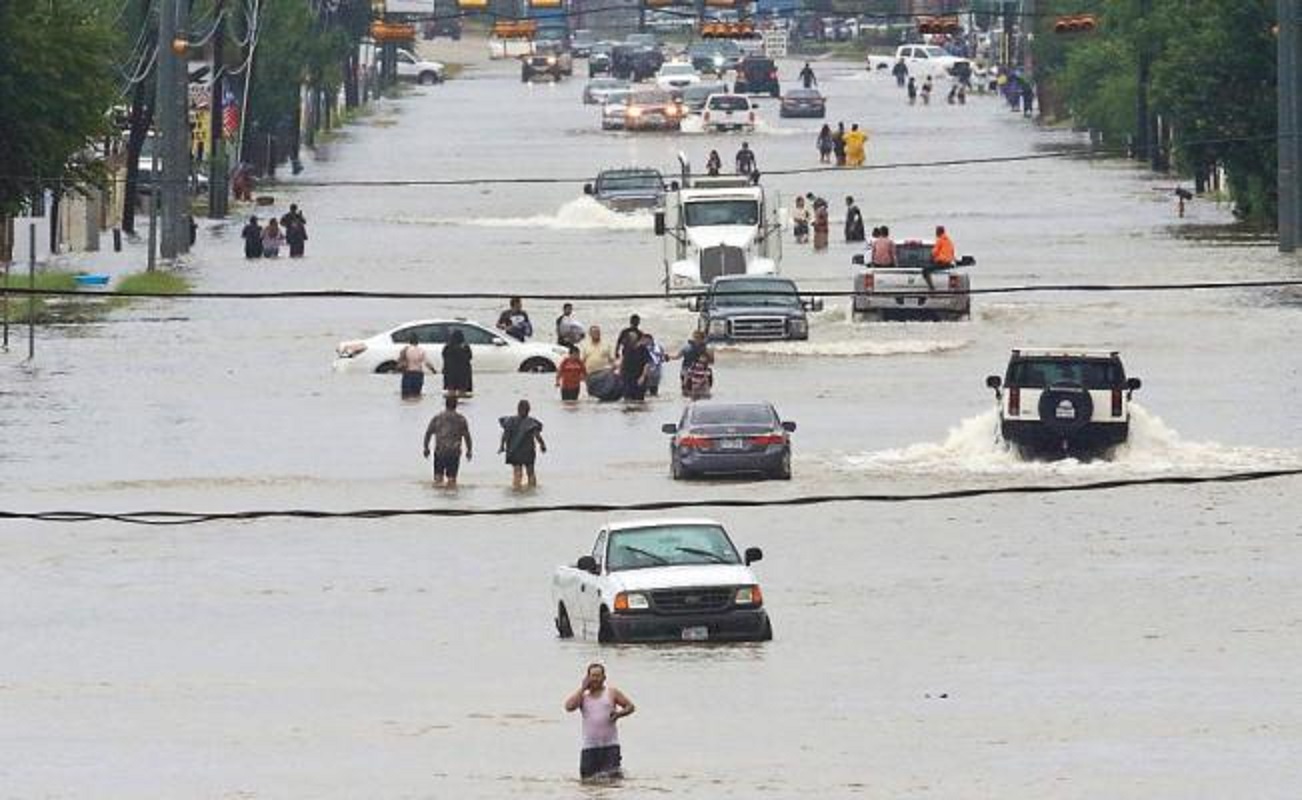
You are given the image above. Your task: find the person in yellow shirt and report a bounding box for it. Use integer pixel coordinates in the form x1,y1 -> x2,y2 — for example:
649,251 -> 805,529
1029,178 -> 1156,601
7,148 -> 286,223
843,123 -> 867,167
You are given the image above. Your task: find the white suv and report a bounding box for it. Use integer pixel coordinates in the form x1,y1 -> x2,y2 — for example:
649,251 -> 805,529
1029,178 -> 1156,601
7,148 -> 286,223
396,48 -> 445,85
986,348 -> 1142,458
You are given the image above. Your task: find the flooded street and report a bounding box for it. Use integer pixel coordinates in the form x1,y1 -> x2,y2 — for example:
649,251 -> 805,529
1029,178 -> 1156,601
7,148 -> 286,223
3,49 -> 1302,798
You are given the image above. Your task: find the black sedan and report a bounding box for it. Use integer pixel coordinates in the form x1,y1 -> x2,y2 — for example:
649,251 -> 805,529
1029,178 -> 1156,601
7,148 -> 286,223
663,402 -> 795,480
780,88 -> 826,118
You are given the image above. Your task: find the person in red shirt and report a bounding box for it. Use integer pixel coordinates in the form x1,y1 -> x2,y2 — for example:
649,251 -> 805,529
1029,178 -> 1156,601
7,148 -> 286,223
556,345 -> 587,402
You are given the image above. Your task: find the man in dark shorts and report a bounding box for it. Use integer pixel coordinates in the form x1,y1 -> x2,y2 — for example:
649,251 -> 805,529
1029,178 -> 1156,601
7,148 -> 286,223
564,663 -> 635,781
499,399 -> 546,489
617,331 -> 651,402
422,396 -> 472,488
397,334 -> 436,400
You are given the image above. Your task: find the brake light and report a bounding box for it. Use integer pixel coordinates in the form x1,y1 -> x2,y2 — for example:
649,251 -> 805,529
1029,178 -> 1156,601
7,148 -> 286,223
1008,387 -> 1020,416
862,273 -> 874,291
749,433 -> 785,446
678,435 -> 710,449
1111,388 -> 1123,417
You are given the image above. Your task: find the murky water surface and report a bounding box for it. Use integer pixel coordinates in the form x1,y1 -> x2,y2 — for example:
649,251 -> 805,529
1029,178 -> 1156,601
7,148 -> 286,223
2,54 -> 1300,798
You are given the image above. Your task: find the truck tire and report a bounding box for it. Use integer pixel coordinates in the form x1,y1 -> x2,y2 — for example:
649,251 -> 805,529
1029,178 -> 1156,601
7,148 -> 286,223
1038,386 -> 1093,435
555,603 -> 574,638
598,608 -> 617,644
520,357 -> 556,373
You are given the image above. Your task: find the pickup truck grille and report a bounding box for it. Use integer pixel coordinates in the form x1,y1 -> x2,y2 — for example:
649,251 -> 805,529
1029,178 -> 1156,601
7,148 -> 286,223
651,587 -> 733,613
700,246 -> 747,283
728,315 -> 787,340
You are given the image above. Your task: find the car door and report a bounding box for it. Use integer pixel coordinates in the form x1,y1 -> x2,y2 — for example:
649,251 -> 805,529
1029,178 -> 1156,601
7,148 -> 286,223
395,50 -> 416,78
576,530 -> 608,637
453,322 -> 515,372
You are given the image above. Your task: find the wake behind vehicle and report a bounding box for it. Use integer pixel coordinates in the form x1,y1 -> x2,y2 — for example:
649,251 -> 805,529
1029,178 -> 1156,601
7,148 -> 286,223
584,167 -> 666,212
334,319 -> 566,374
986,349 -> 1142,459
663,402 -> 796,480
691,275 -> 821,342
552,518 -> 772,643
850,240 -> 975,321
657,173 -> 783,291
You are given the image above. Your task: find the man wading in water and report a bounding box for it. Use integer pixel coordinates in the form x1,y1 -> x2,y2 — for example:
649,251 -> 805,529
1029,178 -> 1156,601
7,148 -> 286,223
564,663 -> 635,781
499,399 -> 546,489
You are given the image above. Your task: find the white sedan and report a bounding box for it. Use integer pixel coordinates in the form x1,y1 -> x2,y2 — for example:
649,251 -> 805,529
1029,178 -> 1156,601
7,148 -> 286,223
655,62 -> 701,91
333,319 -> 566,374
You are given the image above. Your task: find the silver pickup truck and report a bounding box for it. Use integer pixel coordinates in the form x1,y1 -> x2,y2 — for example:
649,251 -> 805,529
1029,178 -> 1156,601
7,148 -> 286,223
850,240 -> 975,321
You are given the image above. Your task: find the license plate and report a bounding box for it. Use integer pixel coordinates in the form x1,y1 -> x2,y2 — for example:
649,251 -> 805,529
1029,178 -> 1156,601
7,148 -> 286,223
681,626 -> 709,641
718,438 -> 746,450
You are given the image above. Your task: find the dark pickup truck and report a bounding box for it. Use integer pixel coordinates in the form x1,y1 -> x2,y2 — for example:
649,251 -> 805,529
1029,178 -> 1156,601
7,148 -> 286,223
584,168 -> 666,212
691,275 -> 821,342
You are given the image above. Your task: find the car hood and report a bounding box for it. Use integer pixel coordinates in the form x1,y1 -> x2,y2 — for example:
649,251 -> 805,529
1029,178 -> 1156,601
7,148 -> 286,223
610,563 -> 757,591
686,225 -> 757,249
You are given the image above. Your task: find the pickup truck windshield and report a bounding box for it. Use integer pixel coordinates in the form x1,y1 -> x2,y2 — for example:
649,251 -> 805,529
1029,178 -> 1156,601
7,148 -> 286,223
712,279 -> 799,307
607,525 -> 741,571
599,171 -> 662,192
1008,358 -> 1124,389
684,199 -> 759,227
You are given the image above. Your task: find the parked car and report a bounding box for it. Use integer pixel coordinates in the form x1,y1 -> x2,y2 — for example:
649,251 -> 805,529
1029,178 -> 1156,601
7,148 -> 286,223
333,319 -> 566,374
733,55 -> 780,97
779,87 -> 826,118
551,518 -> 772,643
680,81 -> 728,113
986,349 -> 1142,459
663,401 -> 796,480
692,275 -> 820,342
655,61 -> 701,91
600,89 -> 631,130
624,88 -> 683,131
395,48 -> 445,84
702,93 -> 756,132
584,167 -> 666,212
583,77 -> 630,104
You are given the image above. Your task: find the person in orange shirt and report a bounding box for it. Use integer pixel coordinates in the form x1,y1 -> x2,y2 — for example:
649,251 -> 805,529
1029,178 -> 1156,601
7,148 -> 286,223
931,225 -> 955,266
556,345 -> 588,402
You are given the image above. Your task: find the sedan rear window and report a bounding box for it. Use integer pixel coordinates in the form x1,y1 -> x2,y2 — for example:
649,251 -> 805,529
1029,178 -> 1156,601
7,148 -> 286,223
690,404 -> 777,425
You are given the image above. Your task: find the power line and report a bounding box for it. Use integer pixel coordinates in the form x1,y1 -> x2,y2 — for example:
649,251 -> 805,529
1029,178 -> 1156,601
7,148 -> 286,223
2,279 -> 1300,304
2,468 -> 1298,526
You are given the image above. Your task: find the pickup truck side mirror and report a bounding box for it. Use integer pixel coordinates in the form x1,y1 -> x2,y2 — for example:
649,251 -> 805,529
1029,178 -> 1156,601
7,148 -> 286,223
576,555 -> 600,574
583,183 -> 594,195
958,255 -> 976,267
802,297 -> 824,312
744,546 -> 763,565
781,421 -> 797,432
686,295 -> 702,313
654,210 -> 666,236
661,422 -> 678,434
850,253 -> 865,266
986,375 -> 1002,390
1126,377 -> 1142,392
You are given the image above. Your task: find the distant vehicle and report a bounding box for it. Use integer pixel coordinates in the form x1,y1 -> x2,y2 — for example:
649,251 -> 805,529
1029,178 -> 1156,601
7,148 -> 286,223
850,240 -> 974,321
334,319 -> 566,374
521,49 -> 570,82
583,77 -> 630,104
624,32 -> 660,50
551,518 -> 772,643
779,87 -> 826,118
657,173 -> 783,290
395,48 -> 445,84
868,44 -> 970,78
702,93 -> 756,132
611,44 -> 663,81
733,55 -> 780,97
588,42 -> 614,75
421,18 -> 461,40
600,89 -> 631,130
570,28 -> 597,57
680,81 -> 729,113
655,62 -> 701,91
986,349 -> 1143,458
584,167 -> 666,212
692,275 -> 820,342
688,40 -> 742,74
663,402 -> 796,480
623,88 -> 683,131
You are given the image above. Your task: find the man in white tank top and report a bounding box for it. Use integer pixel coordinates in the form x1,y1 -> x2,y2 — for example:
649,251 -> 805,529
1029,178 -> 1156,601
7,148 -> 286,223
563,663 -> 636,780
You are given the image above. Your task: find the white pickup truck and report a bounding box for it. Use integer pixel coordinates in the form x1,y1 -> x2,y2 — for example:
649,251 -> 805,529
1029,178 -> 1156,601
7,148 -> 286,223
867,44 -> 971,79
552,518 -> 772,643
850,239 -> 975,321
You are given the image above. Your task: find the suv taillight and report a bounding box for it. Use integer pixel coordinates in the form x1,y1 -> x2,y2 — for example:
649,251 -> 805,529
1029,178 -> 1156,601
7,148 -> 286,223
1111,388 -> 1123,417
1008,387 -> 1020,416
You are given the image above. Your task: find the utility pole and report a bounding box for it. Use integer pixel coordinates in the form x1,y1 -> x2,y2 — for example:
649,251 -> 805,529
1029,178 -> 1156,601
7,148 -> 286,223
156,0 -> 192,258
1280,0 -> 1301,251
208,0 -> 228,219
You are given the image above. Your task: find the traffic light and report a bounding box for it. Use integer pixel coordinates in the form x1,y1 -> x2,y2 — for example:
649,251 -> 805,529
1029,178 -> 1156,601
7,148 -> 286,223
917,15 -> 961,35
1054,15 -> 1098,34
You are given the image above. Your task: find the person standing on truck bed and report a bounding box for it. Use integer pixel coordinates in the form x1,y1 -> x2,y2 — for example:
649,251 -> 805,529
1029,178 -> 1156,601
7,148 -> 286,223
870,225 -> 897,267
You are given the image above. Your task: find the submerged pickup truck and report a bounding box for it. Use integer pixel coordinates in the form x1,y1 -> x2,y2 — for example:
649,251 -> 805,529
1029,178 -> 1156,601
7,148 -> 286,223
851,240 -> 975,321
584,167 -> 666,212
552,518 -> 772,643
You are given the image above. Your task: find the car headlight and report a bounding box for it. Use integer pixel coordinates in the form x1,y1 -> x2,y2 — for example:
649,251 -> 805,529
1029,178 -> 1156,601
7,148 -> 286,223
614,591 -> 650,611
708,319 -> 728,336
789,318 -> 808,335
734,585 -> 763,606
627,107 -> 642,117
713,55 -> 724,66
547,56 -> 556,65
